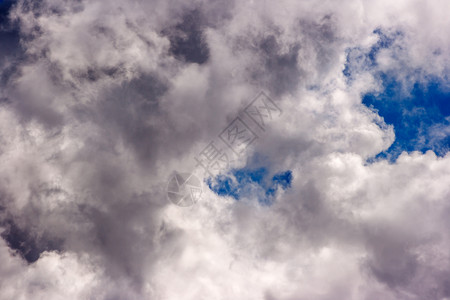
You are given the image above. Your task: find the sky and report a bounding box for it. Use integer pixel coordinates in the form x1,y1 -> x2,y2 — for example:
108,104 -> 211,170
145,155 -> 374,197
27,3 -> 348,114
0,0 -> 449,299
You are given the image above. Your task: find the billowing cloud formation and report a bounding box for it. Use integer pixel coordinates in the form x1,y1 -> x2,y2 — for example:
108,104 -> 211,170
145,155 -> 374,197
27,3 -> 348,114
0,0 -> 449,299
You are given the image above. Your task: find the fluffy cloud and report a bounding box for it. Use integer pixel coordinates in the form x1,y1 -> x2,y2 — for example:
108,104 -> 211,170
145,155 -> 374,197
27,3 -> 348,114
0,0 -> 449,299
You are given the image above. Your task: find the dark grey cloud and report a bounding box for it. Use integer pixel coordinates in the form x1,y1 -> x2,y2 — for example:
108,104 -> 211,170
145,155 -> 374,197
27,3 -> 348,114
164,9 -> 210,65
0,218 -> 62,263
0,1 -> 23,86
257,32 -> 302,96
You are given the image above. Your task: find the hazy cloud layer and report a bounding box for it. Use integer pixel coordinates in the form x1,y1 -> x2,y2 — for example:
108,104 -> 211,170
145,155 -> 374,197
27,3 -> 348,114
0,0 -> 449,299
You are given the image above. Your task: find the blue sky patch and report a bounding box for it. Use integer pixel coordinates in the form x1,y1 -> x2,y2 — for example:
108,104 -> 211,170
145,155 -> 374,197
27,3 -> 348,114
207,168 -> 292,205
343,28 -> 450,160
364,75 -> 450,160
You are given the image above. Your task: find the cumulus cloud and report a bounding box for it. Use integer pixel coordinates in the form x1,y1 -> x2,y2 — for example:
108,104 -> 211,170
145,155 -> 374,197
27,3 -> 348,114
0,0 -> 449,299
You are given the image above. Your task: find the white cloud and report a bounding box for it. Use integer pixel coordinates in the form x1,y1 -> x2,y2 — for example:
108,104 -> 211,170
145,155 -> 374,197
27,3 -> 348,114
0,0 -> 449,299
